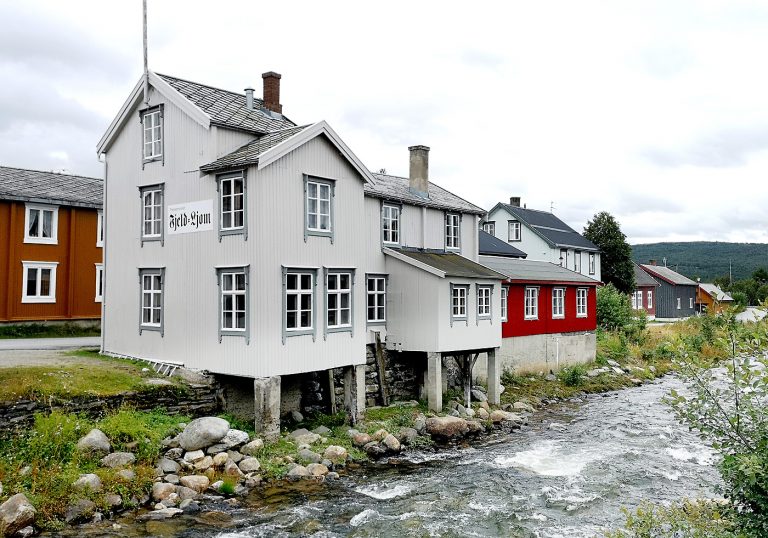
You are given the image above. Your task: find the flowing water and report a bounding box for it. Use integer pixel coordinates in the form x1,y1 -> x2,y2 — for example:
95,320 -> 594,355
84,376 -> 721,537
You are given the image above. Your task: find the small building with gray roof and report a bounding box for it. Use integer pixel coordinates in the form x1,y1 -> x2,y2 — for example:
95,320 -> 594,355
639,263 -> 698,320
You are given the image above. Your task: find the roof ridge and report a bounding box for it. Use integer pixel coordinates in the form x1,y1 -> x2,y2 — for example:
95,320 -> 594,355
0,165 -> 102,182
156,73 -> 263,102
266,123 -> 313,134
370,173 -> 483,212
505,204 -> 554,216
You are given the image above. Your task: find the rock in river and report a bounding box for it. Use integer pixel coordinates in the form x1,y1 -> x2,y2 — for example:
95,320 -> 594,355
0,493 -> 36,537
177,417 -> 230,451
426,416 -> 469,438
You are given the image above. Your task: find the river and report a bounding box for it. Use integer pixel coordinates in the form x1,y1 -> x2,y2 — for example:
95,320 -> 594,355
84,375 -> 722,537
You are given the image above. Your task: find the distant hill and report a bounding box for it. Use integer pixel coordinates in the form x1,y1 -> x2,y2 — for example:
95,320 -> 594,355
631,242 -> 768,282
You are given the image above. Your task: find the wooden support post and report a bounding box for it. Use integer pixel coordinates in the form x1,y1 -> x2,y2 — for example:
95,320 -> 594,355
328,369 -> 337,414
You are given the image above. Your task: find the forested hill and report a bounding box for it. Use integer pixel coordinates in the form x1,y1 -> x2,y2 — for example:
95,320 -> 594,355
631,242 -> 768,282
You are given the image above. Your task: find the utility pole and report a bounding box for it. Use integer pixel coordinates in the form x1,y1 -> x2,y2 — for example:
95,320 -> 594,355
143,0 -> 149,104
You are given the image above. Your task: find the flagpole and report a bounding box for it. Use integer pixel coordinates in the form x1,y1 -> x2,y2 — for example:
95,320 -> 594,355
143,0 -> 149,104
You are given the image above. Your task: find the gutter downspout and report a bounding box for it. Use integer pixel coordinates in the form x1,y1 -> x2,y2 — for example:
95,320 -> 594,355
99,154 -> 107,354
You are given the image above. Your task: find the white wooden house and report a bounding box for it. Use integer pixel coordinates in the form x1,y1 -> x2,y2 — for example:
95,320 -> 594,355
96,72 -> 503,434
483,198 -> 601,281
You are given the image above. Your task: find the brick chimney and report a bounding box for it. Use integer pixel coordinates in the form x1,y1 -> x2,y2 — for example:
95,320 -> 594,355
510,196 -> 521,207
408,145 -> 430,198
261,71 -> 282,114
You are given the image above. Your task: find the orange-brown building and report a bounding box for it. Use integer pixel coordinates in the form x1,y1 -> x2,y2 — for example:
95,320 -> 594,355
0,166 -> 103,323
696,283 -> 734,314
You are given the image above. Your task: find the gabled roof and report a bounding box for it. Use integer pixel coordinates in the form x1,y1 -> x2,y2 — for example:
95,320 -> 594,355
699,283 -> 734,302
488,203 -> 599,251
157,74 -> 296,133
0,165 -> 103,209
365,174 -> 485,215
478,230 -> 527,258
640,264 -> 697,286
634,263 -> 659,288
479,256 -> 601,286
384,248 -> 506,280
199,121 -> 376,184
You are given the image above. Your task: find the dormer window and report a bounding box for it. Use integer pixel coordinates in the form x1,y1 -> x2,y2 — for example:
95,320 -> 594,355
482,222 -> 495,235
382,204 -> 400,245
142,108 -> 163,161
508,220 -> 521,242
445,213 -> 460,250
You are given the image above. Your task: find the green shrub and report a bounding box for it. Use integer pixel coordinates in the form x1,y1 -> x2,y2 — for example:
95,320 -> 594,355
22,411 -> 92,464
596,284 -> 633,331
607,500 -> 738,537
98,409 -> 186,462
557,364 -> 586,387
218,478 -> 236,495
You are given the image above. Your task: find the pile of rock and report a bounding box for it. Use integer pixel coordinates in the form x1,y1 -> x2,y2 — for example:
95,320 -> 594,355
347,427 -> 405,458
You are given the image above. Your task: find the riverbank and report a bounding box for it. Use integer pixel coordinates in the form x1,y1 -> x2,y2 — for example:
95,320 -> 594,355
0,315 -> 753,535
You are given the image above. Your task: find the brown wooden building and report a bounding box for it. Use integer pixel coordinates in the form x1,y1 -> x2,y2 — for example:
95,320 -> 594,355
696,283 -> 734,314
0,166 -> 103,323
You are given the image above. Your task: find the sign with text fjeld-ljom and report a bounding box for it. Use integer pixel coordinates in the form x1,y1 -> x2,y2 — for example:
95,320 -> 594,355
167,200 -> 213,235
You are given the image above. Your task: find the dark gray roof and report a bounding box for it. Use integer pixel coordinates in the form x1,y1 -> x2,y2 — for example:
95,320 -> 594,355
479,256 -> 601,285
478,230 -> 527,258
640,264 -> 698,286
200,125 -> 311,173
498,204 -> 599,251
365,173 -> 485,215
0,166 -> 103,209
390,248 -> 506,279
157,74 -> 296,134
634,263 -> 660,288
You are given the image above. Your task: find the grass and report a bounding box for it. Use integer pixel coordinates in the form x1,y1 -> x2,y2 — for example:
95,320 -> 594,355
0,350 -> 185,402
0,322 -> 100,339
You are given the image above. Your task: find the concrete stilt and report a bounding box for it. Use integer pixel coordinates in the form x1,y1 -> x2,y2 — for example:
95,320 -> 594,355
426,352 -> 443,412
254,376 -> 281,442
344,364 -> 366,425
487,348 -> 501,406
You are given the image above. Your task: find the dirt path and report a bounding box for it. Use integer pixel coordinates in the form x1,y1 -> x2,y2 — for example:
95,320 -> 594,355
0,349 -> 104,368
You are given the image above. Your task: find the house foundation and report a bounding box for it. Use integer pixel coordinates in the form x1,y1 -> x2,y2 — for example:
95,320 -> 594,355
426,352 -> 443,412
253,376 -> 281,441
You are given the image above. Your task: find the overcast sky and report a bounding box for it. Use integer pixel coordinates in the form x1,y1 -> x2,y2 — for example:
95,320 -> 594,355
1,1 -> 767,244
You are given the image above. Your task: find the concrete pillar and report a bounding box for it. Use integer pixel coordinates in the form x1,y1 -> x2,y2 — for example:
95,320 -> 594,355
487,349 -> 501,406
426,352 -> 443,412
254,376 -> 281,442
344,364 -> 366,425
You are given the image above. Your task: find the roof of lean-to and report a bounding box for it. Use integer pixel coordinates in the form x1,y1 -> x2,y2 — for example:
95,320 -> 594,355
0,165 -> 103,209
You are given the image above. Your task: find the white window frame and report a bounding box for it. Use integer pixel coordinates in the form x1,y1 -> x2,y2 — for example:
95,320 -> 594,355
574,251 -> 581,272
451,285 -> 469,320
285,270 -> 315,335
24,203 -> 58,245
305,178 -> 333,238
508,220 -> 521,242
677,297 -> 681,310
326,271 -> 353,333
631,292 -> 637,310
446,213 -> 460,250
140,269 -> 164,331
589,253 -> 596,275
501,286 -> 508,322
366,275 -> 386,324
576,288 -> 588,317
560,249 -> 568,268
382,204 -> 400,245
140,185 -> 164,242
647,290 -> 653,309
219,174 -> 246,234
525,287 -> 539,320
95,263 -> 103,302
21,261 -> 58,303
689,297 -> 694,309
477,285 -> 492,319
220,271 -> 247,333
96,211 -> 104,247
483,222 -> 495,235
142,108 -> 163,161
552,287 -> 565,319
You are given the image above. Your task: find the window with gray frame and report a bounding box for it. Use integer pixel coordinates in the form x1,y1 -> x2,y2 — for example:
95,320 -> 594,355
140,184 -> 164,243
501,286 -> 508,322
451,285 -> 468,319
446,213 -> 460,250
139,268 -> 164,334
218,172 -> 246,239
589,253 -> 596,275
142,107 -> 163,162
326,270 -> 353,335
305,177 -> 333,240
477,285 -> 492,319
366,275 -> 386,324
217,267 -> 249,341
483,222 -> 495,235
284,269 -> 316,340
382,204 -> 400,245
574,251 -> 581,272
508,220 -> 521,241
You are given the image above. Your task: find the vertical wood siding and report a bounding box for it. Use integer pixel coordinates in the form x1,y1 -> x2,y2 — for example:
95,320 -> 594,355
501,284 -> 597,338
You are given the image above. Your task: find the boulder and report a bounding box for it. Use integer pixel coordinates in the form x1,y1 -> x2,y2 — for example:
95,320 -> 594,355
206,429 -> 250,453
351,432 -> 371,447
116,469 -> 136,482
611,367 -> 625,375
76,429 -> 111,455
382,434 -> 401,453
152,482 -> 177,502
312,426 -> 331,435
371,429 -> 389,442
471,389 -> 488,402
179,475 -> 210,493
227,450 -> 244,463
238,457 -> 261,473
137,507 -> 183,521
0,493 -> 36,537
586,369 -> 602,377
158,457 -> 181,474
476,407 -> 490,420
287,465 -> 310,479
426,416 -> 469,438
489,410 -> 524,425
177,417 -> 230,451
183,450 -> 206,463
100,452 -> 136,468
175,486 -> 199,501
465,408 -> 476,418
240,439 -> 264,456
479,401 -> 490,411
213,452 -> 229,467
194,456 -> 214,471
306,463 -> 329,476
513,401 -> 535,413
64,499 -> 96,523
607,359 -> 621,368
290,410 -> 304,423
289,428 -> 321,446
396,427 -> 419,445
165,474 -> 180,485
414,414 -> 427,435
466,420 -> 484,434
73,473 -> 102,493
165,448 -> 184,460
326,472 -> 340,480
104,494 -> 122,510
180,500 -> 200,513
224,461 -> 244,478
298,449 -> 322,464
363,442 -> 387,458
323,445 -> 348,464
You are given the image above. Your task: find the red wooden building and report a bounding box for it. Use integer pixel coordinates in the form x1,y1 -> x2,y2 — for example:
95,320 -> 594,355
632,262 -> 659,319
0,166 -> 103,323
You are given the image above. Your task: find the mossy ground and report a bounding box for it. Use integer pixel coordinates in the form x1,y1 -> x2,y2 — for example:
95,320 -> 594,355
0,322 -> 100,339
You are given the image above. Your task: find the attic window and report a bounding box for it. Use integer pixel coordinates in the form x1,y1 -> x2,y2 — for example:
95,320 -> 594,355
142,108 -> 163,161
508,220 -> 521,242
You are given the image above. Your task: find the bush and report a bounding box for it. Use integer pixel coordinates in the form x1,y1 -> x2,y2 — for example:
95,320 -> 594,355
607,500 -> 738,537
557,364 -> 586,387
596,284 -> 633,331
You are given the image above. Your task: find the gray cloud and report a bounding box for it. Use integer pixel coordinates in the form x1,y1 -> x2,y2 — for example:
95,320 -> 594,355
642,125 -> 768,168
341,102 -> 443,146
0,81 -> 106,132
615,192 -> 683,214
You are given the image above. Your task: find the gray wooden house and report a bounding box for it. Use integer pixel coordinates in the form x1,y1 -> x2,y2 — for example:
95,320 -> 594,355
639,263 -> 697,320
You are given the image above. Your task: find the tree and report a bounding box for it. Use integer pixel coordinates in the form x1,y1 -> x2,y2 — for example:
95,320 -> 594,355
752,267 -> 768,285
583,212 -> 635,294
